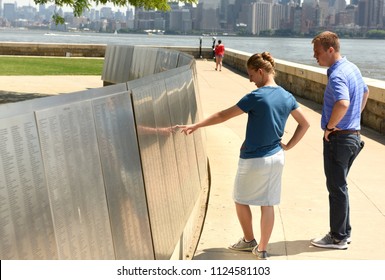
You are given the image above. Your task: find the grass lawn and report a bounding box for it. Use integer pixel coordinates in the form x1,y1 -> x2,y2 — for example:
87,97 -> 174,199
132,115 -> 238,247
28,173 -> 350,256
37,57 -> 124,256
0,56 -> 104,75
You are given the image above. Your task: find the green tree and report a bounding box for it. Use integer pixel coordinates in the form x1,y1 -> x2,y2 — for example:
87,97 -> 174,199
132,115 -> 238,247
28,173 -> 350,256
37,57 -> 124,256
366,30 -> 385,39
34,0 -> 196,24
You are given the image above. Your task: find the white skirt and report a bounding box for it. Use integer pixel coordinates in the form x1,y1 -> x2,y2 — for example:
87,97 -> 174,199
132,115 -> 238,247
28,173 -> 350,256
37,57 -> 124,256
233,150 -> 285,206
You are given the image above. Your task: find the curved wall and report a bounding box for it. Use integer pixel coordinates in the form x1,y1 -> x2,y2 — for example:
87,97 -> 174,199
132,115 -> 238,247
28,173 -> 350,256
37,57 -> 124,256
0,46 -> 209,260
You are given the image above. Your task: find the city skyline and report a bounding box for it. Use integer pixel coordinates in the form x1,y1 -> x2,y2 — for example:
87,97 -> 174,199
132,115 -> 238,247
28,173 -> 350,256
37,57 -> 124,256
2,0 -> 382,36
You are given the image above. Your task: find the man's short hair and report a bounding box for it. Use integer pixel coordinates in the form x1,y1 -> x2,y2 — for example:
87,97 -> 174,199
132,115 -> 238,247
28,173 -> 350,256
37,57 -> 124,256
312,31 -> 340,52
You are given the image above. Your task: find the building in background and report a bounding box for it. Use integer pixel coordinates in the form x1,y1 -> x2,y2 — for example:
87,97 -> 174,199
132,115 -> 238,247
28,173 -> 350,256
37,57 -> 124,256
3,3 -> 16,22
357,0 -> 384,30
249,1 -> 271,35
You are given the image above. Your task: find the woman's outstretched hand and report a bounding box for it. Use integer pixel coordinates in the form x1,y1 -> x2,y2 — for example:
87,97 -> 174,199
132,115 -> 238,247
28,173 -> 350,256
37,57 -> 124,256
177,124 -> 198,135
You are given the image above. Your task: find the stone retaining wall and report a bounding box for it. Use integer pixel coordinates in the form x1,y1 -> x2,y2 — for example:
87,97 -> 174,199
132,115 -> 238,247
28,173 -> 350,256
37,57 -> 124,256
0,42 -> 212,58
0,42 -> 106,57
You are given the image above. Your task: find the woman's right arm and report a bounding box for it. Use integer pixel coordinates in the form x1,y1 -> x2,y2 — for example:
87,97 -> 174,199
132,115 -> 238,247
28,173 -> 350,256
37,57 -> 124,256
179,105 -> 244,135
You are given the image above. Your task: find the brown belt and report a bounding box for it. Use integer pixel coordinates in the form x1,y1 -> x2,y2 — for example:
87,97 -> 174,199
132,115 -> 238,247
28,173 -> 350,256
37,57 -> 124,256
331,130 -> 360,135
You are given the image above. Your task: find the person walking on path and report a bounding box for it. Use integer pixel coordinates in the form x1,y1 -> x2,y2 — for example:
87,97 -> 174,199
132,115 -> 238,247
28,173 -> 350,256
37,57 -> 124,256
310,31 -> 369,250
214,40 -> 225,71
178,52 -> 310,259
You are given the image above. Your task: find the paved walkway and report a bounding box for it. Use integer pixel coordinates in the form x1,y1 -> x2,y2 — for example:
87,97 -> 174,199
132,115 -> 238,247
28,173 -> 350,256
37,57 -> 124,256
0,75 -> 104,96
1,61 -> 384,261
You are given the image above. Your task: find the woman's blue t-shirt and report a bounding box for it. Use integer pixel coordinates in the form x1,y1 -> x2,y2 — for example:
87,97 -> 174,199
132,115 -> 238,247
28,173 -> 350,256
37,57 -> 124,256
236,86 -> 298,159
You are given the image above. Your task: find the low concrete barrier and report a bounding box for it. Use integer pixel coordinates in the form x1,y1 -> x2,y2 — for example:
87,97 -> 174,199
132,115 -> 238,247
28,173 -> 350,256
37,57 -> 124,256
0,42 -> 212,58
0,42 -> 106,57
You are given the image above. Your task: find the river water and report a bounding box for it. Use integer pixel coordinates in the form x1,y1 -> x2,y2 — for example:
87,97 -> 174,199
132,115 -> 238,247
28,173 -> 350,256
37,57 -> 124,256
0,28 -> 383,81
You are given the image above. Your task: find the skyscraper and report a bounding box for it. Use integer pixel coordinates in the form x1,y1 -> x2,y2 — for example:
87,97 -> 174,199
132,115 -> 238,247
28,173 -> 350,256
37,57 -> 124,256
3,3 -> 16,21
357,0 -> 384,29
301,0 -> 317,33
249,1 -> 272,35
196,1 -> 221,31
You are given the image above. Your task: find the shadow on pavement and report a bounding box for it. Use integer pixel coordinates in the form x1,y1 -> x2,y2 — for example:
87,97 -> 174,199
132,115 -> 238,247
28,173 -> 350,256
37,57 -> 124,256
193,240 -> 324,260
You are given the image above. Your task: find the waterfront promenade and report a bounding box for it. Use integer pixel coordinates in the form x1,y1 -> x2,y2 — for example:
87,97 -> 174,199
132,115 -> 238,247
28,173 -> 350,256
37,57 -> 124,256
1,60 -> 384,261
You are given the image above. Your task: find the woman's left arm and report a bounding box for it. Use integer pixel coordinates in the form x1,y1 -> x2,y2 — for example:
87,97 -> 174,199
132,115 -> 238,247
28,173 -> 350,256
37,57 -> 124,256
281,107 -> 310,151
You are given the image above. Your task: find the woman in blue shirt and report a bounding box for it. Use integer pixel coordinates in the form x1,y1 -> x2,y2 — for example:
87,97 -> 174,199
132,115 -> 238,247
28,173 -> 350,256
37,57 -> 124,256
179,52 -> 310,259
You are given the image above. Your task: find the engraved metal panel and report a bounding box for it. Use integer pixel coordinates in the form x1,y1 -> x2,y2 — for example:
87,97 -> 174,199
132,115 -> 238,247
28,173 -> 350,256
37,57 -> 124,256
102,45 -> 135,84
154,49 -> 179,73
177,53 -> 194,67
177,72 -> 201,197
126,64 -> 191,93
150,80 -> 186,236
35,101 -> 115,259
184,68 -> 209,188
131,81 -> 181,260
102,45 -> 134,84
92,92 -> 154,260
164,75 -> 198,217
101,43 -> 116,82
129,47 -> 158,81
189,62 -> 209,186
0,114 -> 57,260
114,46 -> 134,83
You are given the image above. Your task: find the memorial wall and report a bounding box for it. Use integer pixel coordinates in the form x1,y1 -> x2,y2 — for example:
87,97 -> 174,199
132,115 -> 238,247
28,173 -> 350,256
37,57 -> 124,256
0,46 -> 209,260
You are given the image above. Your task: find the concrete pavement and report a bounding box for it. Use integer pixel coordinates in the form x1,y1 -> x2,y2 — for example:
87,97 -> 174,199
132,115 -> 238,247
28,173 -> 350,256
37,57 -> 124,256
1,60 -> 384,261
0,75 -> 104,96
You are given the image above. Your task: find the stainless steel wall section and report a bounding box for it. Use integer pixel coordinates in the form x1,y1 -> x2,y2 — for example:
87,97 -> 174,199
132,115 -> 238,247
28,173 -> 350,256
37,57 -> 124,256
0,46 -> 209,260
102,45 -> 190,84
0,112 -> 58,259
92,92 -> 154,260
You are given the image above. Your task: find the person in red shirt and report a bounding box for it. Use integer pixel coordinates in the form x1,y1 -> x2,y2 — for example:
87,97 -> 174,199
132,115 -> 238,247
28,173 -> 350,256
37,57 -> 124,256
214,40 -> 225,71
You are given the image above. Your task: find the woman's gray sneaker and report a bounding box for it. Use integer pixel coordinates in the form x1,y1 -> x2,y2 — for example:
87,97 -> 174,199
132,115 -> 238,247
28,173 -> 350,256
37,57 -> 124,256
252,246 -> 268,260
228,237 -> 257,252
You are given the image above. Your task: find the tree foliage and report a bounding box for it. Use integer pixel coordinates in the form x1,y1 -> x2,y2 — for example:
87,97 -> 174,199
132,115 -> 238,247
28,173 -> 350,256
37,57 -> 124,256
366,30 -> 385,39
34,0 -> 196,24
